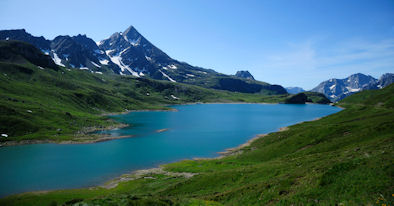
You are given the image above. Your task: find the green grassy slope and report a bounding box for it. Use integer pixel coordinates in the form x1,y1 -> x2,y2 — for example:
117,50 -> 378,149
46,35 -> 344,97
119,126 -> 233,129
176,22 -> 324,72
0,61 -> 290,142
2,85 -> 392,205
0,40 -> 335,142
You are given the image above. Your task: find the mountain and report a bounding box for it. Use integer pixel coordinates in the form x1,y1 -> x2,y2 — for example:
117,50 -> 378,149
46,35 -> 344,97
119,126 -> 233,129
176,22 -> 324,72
0,40 -> 291,141
0,29 -> 118,74
285,87 -> 305,94
0,40 -> 57,69
311,73 -> 378,102
97,26 -> 286,95
364,73 -> 394,90
0,29 -> 50,51
0,27 -> 287,95
235,70 -> 254,80
311,73 -> 394,102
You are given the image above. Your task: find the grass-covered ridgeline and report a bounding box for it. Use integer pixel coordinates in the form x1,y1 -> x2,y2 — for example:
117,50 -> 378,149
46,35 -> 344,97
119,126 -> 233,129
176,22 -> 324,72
0,61 -> 290,142
1,84 -> 392,205
0,40 -> 330,143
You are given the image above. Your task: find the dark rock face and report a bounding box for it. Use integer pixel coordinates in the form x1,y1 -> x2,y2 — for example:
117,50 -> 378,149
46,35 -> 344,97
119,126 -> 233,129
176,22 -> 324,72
0,29 -> 50,51
284,93 -> 308,104
363,73 -> 394,90
235,70 -> 255,80
98,26 -> 187,78
374,73 -> 394,89
50,35 -> 116,72
285,87 -> 305,94
0,27 -> 289,95
0,29 -> 116,72
0,40 -> 57,70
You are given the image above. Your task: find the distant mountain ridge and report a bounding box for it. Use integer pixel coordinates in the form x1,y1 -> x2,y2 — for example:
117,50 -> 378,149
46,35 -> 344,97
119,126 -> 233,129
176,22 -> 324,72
0,27 -> 287,95
311,73 -> 393,101
285,87 -> 305,94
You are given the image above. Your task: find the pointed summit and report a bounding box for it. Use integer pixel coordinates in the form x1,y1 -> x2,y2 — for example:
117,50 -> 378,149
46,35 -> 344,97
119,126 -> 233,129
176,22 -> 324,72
123,25 -> 138,35
122,25 -> 143,45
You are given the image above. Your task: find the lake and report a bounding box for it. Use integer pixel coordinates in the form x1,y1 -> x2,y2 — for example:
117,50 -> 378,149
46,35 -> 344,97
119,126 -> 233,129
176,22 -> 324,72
0,103 -> 341,197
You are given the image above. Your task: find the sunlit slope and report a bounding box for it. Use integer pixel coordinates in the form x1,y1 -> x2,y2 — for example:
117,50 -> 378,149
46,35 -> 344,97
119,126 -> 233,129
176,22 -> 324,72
2,85 -> 392,205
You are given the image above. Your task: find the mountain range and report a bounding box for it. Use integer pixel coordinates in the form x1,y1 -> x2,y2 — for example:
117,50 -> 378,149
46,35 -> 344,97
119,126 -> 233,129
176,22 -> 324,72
285,87 -> 305,94
311,73 -> 394,102
0,26 -> 287,95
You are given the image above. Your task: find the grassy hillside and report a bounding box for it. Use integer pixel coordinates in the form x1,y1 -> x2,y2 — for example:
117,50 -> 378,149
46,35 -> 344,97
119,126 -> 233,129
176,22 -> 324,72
2,85 -> 392,205
0,40 -> 337,143
0,60 -> 292,142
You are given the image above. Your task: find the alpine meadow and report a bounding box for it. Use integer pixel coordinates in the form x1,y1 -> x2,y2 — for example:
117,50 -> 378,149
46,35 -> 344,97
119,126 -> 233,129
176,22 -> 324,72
0,0 -> 393,205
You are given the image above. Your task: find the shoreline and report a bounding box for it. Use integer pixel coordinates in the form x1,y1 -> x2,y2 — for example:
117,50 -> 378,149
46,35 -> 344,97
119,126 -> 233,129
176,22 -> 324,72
0,102 -> 337,147
0,122 -> 132,147
0,111 -> 341,198
0,133 -> 136,147
0,102 -> 278,147
175,102 -> 280,106
101,116 -> 326,189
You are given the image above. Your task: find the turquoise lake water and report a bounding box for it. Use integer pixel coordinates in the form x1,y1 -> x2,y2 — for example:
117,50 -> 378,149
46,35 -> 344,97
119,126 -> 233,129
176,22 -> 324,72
0,104 -> 341,197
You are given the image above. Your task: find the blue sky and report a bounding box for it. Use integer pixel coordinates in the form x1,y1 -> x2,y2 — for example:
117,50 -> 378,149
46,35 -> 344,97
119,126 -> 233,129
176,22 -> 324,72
1,0 -> 393,89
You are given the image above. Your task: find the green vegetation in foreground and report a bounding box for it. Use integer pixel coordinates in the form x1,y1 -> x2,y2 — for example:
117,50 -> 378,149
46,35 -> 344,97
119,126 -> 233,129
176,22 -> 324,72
2,85 -> 392,205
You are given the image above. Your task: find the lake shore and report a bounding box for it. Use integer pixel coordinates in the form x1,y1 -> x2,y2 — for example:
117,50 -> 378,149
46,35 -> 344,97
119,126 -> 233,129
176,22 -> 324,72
0,106 -> 340,198
0,122 -> 132,147
0,107 -> 178,147
0,103 -> 337,147
0,102 -> 280,146
100,116 -> 326,189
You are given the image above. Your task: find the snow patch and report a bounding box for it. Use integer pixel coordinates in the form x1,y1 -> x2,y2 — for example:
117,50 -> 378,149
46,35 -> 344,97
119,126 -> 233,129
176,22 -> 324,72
329,85 -> 336,90
159,70 -> 176,82
171,95 -> 179,100
1,134 -> 8,137
145,56 -> 152,61
91,61 -> 101,68
99,59 -> 109,65
107,48 -> 140,77
52,52 -> 65,67
162,64 -> 178,70
95,71 -> 103,74
5,37 -> 9,41
346,87 -> 361,92
129,37 -> 141,46
186,74 -> 195,77
139,72 -> 145,76
38,66 -> 44,70
105,49 -> 115,56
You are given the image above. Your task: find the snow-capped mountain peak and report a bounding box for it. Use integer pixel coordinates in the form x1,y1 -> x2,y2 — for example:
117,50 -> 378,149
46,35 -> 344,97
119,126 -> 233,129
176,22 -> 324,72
311,73 -> 393,102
